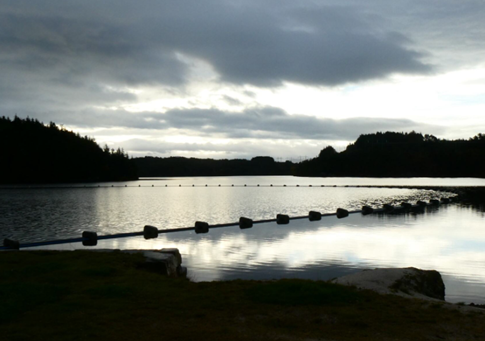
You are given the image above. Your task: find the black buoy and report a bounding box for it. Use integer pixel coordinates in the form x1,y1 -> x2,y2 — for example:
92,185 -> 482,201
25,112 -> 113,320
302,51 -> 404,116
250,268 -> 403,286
82,231 -> 98,246
276,214 -> 290,225
239,217 -> 253,229
309,211 -> 322,221
143,225 -> 159,239
401,202 -> 412,210
383,204 -> 394,212
361,206 -> 374,215
336,208 -> 349,219
3,238 -> 20,250
195,221 -> 209,234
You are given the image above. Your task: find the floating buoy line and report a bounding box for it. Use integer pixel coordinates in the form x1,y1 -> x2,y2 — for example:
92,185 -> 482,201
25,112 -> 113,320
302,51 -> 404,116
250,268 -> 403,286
1,197 -> 454,251
0,183 -> 458,189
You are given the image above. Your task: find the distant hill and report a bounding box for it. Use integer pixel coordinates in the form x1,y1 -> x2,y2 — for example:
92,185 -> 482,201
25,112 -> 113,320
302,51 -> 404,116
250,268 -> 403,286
133,156 -> 294,177
295,131 -> 485,178
0,116 -> 138,184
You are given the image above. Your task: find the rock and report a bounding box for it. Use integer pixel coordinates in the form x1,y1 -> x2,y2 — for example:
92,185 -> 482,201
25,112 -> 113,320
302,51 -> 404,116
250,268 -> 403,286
121,249 -> 185,278
331,267 -> 445,300
160,248 -> 182,265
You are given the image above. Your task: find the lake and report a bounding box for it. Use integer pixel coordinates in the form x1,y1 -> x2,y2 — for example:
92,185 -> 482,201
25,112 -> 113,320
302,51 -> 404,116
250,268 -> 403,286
1,176 -> 485,304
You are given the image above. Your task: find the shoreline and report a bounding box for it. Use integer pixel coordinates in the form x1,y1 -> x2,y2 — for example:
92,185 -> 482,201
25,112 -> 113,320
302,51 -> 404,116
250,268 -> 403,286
1,250 -> 484,340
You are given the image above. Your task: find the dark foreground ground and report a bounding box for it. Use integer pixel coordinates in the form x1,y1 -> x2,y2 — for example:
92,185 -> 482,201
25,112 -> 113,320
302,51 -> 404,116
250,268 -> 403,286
1,251 -> 484,341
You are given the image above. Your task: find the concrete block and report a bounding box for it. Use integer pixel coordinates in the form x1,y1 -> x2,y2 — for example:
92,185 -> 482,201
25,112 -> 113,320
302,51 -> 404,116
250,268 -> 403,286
160,248 -> 182,265
143,251 -> 180,277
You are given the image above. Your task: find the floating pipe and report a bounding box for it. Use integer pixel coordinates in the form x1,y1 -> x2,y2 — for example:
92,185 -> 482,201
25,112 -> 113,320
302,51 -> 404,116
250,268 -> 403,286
1,196 -> 454,250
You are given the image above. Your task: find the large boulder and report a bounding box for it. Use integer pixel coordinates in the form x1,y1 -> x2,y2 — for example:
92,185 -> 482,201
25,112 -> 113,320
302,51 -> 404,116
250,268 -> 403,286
121,248 -> 187,277
74,248 -> 187,277
331,267 -> 445,300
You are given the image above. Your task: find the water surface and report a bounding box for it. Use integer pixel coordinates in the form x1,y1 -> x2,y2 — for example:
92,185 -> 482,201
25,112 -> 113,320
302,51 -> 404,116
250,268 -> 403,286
1,176 -> 484,304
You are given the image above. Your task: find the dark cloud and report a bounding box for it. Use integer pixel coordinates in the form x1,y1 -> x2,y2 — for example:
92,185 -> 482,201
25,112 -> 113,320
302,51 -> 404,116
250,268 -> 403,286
158,107 -> 440,140
0,9 -> 187,87
46,105 -> 440,142
0,0 -> 482,158
0,0 -> 432,92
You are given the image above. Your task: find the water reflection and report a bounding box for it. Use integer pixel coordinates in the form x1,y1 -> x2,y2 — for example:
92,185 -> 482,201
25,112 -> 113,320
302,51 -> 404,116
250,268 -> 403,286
2,176 -> 484,304
0,180 -> 453,242
31,204 -> 485,304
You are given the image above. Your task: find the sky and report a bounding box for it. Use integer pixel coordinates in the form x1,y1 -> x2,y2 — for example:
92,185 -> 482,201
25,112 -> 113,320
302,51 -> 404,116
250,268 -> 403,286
1,0 -> 484,160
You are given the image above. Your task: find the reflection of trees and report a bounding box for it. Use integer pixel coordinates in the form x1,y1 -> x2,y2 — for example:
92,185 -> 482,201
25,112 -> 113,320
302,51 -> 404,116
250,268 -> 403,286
455,188 -> 485,213
0,116 -> 138,183
296,131 -> 485,178
457,203 -> 485,214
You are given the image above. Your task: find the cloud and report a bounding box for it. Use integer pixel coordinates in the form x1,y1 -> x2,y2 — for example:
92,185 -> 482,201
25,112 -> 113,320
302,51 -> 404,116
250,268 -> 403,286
0,0 -> 483,159
0,0 -> 432,92
118,137 -> 322,160
159,107 -> 441,140
75,106 -> 444,159
41,105 -> 439,141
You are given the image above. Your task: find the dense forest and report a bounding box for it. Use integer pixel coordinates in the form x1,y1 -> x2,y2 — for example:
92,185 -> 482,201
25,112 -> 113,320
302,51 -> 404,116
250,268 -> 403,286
3,116 -> 484,182
0,116 -> 138,184
295,131 -> 485,178
134,156 -> 293,177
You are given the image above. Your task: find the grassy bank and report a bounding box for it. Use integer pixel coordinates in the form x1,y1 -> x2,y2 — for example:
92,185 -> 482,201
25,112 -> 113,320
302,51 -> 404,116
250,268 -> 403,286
1,251 -> 484,340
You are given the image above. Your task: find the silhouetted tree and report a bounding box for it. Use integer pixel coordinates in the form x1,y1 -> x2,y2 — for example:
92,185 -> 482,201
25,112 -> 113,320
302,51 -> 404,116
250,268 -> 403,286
294,131 -> 485,178
0,116 -> 138,184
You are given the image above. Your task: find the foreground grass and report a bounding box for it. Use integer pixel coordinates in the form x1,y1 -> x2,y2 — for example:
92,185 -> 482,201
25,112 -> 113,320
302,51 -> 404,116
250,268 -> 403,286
1,251 -> 484,340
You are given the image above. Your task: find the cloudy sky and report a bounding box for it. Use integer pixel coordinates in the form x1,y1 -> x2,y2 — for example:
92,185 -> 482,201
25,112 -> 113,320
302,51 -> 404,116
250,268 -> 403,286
1,1 -> 484,160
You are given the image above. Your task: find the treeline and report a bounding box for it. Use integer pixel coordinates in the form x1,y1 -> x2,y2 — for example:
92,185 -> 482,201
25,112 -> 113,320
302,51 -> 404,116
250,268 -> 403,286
134,156 -> 293,177
0,116 -> 138,184
295,131 -> 485,178
4,117 -> 484,182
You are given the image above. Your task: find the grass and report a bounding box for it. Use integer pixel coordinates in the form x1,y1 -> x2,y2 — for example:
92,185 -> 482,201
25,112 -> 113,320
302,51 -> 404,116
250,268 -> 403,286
1,251 -> 484,340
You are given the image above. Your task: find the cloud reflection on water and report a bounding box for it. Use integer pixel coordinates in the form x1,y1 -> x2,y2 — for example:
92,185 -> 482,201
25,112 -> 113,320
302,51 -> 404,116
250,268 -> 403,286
83,204 -> 485,303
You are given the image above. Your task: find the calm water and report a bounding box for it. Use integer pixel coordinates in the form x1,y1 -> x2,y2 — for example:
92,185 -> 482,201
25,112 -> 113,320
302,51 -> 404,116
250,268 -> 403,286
1,176 -> 484,303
